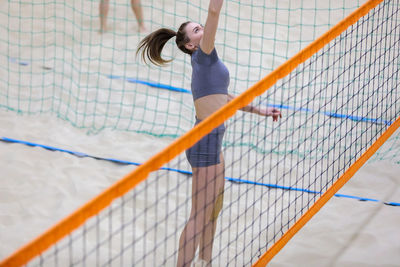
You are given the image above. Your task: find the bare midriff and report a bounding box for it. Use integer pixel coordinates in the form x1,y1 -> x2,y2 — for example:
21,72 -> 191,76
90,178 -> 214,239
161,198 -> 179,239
194,94 -> 228,121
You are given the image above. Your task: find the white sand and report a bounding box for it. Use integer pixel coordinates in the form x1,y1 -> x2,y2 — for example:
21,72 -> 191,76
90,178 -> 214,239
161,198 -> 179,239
270,160 -> 400,266
1,0 -> 400,266
1,111 -> 399,266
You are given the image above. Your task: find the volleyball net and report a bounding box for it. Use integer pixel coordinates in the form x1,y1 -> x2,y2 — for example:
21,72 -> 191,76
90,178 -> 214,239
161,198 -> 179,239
2,0 -> 399,163
1,0 -> 370,138
1,0 -> 400,266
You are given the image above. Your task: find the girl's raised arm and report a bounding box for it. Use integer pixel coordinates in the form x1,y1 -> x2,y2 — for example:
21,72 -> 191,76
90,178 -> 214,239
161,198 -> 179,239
199,0 -> 224,54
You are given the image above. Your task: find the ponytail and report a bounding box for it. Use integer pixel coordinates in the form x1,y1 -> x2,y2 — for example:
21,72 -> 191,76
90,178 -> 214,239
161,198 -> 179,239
136,21 -> 192,66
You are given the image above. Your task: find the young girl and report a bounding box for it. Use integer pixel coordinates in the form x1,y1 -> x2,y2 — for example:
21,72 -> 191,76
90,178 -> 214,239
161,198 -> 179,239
136,1 -> 281,266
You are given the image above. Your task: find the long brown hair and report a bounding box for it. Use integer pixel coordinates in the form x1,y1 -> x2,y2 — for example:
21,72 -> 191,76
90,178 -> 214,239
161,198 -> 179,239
136,21 -> 192,66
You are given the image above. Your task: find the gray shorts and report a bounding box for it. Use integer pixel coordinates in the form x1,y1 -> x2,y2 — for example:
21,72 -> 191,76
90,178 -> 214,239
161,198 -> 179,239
185,119 -> 225,167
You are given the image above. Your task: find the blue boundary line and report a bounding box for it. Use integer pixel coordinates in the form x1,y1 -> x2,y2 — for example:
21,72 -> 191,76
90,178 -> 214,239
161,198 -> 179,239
8,57 -> 393,126
107,74 -> 192,93
0,137 -> 191,176
1,136 -> 398,207
267,104 -> 392,125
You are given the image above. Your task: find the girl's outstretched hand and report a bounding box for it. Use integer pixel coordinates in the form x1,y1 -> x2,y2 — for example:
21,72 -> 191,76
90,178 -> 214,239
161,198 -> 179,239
258,107 -> 282,122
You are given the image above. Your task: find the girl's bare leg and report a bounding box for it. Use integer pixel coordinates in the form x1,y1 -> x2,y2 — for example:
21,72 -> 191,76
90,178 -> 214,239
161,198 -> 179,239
130,0 -> 146,32
198,154 -> 225,264
177,155 -> 225,267
99,0 -> 110,32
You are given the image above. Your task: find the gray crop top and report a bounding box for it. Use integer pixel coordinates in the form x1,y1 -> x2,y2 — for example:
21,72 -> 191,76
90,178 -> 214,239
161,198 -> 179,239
191,47 -> 230,100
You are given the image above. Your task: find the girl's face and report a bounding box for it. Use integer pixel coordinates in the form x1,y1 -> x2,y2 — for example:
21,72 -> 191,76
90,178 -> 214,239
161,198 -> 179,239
184,22 -> 204,51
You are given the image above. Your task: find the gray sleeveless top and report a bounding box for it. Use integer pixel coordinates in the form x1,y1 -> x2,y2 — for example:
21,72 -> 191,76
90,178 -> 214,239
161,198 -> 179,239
191,47 -> 230,100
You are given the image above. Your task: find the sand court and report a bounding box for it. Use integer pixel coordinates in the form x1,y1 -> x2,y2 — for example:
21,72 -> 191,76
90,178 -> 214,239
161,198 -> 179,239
1,0 -> 400,265
1,111 -> 399,265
